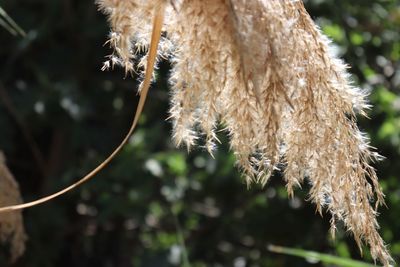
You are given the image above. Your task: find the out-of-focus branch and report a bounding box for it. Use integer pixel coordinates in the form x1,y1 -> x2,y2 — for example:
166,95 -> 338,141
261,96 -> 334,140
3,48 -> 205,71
0,6 -> 26,37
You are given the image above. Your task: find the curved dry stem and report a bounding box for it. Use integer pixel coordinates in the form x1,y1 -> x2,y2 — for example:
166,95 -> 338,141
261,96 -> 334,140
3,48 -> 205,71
0,2 -> 165,213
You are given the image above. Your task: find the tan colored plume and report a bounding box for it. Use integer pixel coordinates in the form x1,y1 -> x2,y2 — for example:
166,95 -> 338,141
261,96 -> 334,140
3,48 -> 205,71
96,0 -> 393,265
0,151 -> 26,262
0,0 -> 392,266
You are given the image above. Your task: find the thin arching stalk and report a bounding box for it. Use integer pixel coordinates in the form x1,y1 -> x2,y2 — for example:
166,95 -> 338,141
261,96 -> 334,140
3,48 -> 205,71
0,1 -> 166,213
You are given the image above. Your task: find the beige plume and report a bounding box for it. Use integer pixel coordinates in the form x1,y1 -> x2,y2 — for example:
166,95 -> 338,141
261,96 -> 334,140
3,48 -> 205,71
0,151 -> 26,262
97,0 -> 393,265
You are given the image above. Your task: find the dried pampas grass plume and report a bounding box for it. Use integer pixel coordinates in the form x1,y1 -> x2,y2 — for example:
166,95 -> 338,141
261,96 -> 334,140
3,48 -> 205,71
0,0 -> 392,266
0,151 -> 26,262
97,0 -> 393,265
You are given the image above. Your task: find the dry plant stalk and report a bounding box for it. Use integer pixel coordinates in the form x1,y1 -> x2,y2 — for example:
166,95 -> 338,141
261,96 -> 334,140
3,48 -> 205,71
97,0 -> 393,265
0,2 -> 165,213
0,151 -> 26,262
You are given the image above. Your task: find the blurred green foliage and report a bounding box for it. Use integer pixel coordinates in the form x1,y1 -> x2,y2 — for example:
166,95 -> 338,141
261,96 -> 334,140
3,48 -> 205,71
0,0 -> 399,266
268,245 -> 375,267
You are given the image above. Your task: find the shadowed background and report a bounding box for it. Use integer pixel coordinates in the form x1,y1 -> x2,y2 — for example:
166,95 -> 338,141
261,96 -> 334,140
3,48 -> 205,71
0,0 -> 399,266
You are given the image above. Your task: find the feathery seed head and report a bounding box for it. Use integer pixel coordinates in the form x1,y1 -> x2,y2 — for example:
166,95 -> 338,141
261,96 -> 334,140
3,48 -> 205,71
0,151 -> 27,262
98,0 -> 394,265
